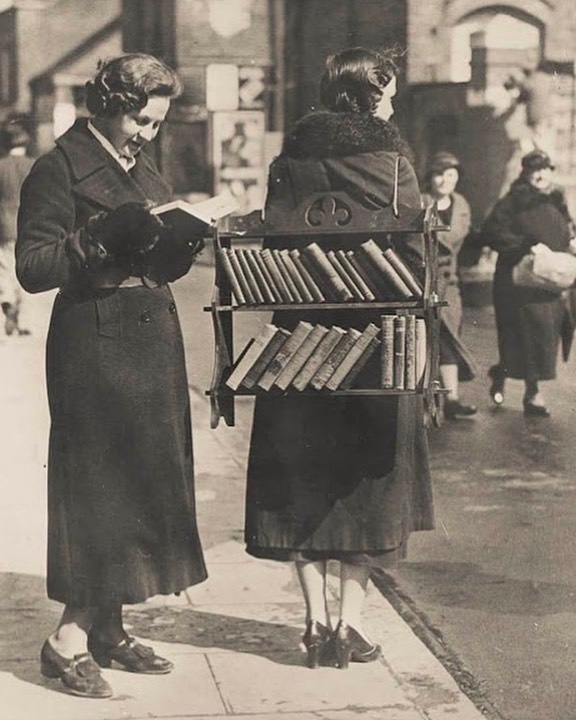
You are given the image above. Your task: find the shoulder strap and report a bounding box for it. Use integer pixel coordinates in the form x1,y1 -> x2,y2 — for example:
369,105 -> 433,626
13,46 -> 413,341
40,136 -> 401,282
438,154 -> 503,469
392,155 -> 400,218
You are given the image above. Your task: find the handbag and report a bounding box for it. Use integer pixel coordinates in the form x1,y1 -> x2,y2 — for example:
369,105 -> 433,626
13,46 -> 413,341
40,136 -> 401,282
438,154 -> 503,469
512,243 -> 576,292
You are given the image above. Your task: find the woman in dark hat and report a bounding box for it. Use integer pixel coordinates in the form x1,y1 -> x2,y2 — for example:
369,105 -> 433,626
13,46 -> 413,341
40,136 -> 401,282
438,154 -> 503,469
482,149 -> 576,415
423,151 -> 477,419
16,53 -> 207,699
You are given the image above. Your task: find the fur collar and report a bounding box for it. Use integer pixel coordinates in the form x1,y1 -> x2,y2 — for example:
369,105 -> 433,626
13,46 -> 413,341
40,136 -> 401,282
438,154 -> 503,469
509,178 -> 571,220
282,111 -> 414,163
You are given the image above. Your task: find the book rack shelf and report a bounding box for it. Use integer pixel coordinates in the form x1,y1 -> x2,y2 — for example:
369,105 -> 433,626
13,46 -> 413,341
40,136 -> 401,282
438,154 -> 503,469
204,191 -> 447,429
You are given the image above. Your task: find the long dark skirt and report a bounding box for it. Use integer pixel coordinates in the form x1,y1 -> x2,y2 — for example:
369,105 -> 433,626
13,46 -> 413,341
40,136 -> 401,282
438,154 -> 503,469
245,392 -> 434,568
45,285 -> 207,606
493,278 -> 565,381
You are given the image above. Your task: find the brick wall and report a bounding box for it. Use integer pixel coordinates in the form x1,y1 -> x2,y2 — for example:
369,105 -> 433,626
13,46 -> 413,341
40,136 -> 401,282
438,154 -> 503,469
545,0 -> 576,63
408,0 -> 576,84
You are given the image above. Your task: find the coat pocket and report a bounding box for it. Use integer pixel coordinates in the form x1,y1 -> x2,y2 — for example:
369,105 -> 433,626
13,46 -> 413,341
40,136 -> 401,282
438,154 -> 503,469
95,292 -> 122,338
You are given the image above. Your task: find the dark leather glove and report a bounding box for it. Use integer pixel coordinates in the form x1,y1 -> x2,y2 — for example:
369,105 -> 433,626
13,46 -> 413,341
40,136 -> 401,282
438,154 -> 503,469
86,202 -> 164,258
142,232 -> 205,284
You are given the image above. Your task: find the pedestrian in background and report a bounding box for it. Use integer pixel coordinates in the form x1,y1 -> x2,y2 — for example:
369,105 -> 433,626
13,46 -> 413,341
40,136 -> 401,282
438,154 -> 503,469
16,54 -> 207,699
244,47 -> 434,670
422,151 -> 477,420
0,121 -> 34,336
482,149 -> 576,416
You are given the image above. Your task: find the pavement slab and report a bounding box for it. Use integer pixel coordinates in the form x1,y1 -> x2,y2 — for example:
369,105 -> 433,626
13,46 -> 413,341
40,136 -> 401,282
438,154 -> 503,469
0,650 -> 225,720
208,651 -> 410,715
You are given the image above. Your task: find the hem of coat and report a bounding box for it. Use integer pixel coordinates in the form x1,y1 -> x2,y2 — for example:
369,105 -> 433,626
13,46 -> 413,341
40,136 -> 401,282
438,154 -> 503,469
46,569 -> 208,607
245,543 -> 408,568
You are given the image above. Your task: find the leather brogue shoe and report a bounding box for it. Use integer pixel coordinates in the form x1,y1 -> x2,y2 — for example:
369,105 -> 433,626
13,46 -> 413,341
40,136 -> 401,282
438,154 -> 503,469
40,639 -> 112,698
88,635 -> 174,674
333,621 -> 381,670
302,620 -> 333,669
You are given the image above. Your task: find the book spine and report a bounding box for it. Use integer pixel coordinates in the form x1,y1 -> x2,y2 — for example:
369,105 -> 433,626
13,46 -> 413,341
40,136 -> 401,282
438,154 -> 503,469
324,323 -> 380,391
359,239 -> 412,299
339,337 -> 381,390
245,249 -> 276,304
310,328 -> 361,390
218,248 -> 246,305
393,315 -> 406,390
326,251 -> 365,301
272,249 -> 303,303
257,321 -> 313,390
236,249 -> 265,304
383,246 -> 423,297
224,337 -> 254,388
253,250 -> 283,303
274,325 -> 328,390
336,250 -> 376,301
280,249 -> 315,303
381,315 -> 395,389
241,329 -> 290,389
228,248 -> 256,304
349,250 -> 388,300
302,243 -> 354,302
225,324 -> 277,390
289,249 -> 326,302
299,252 -> 335,301
404,314 -> 416,390
261,248 -> 295,303
292,327 -> 345,391
415,318 -> 427,388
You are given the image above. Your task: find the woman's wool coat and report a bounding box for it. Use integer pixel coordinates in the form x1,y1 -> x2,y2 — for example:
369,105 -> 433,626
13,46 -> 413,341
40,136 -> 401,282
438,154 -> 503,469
244,112 -> 434,564
16,119 -> 207,605
420,191 -> 476,379
482,178 -> 575,381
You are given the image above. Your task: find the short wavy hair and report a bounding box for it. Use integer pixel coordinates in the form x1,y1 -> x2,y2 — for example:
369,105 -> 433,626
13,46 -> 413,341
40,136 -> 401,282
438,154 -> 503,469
85,53 -> 182,118
320,46 -> 401,114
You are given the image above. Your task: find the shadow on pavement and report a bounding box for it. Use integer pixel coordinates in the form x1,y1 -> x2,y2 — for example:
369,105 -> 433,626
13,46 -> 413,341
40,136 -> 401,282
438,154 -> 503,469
124,605 -> 306,667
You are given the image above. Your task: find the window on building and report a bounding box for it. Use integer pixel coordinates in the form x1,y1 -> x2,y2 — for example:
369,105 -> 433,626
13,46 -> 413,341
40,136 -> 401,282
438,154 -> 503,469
451,11 -> 541,83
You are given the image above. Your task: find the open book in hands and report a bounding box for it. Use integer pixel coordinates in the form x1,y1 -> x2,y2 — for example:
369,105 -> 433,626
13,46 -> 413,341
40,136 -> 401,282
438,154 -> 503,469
150,191 -> 240,246
142,191 -> 239,278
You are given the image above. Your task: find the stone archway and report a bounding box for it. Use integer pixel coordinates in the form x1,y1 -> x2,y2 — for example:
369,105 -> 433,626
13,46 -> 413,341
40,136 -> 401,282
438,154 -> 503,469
446,0 -> 552,28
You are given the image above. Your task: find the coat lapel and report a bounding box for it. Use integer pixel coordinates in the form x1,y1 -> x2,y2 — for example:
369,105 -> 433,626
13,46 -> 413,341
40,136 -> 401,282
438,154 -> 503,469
56,119 -> 172,211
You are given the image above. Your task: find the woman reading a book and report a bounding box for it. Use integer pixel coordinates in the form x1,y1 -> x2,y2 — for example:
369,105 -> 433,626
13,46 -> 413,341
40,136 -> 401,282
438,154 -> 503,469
16,54 -> 207,699
245,47 -> 434,669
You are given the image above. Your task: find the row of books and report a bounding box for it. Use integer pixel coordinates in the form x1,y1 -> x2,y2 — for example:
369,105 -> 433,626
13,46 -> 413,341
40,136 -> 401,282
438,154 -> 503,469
225,314 -> 427,393
218,239 -> 423,306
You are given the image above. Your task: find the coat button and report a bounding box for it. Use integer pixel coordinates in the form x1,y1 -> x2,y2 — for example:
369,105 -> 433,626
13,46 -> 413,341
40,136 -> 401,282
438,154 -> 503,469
168,302 -> 176,314
140,309 -> 151,323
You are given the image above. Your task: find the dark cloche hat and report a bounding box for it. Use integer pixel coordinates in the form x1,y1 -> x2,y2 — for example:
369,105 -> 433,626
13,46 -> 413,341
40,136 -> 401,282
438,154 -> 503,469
521,149 -> 555,172
427,151 -> 461,176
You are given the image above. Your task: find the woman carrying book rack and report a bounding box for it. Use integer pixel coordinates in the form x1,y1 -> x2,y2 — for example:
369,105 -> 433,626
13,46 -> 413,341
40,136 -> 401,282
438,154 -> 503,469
244,47 -> 434,669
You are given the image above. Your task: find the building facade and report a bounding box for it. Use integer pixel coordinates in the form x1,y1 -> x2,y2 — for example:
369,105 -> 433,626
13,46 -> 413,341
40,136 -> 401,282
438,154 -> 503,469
1,0 -> 575,221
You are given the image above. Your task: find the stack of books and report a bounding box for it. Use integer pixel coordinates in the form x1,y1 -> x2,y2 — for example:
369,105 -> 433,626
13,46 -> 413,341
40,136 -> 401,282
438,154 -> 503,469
225,314 -> 426,392
218,240 -> 422,305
